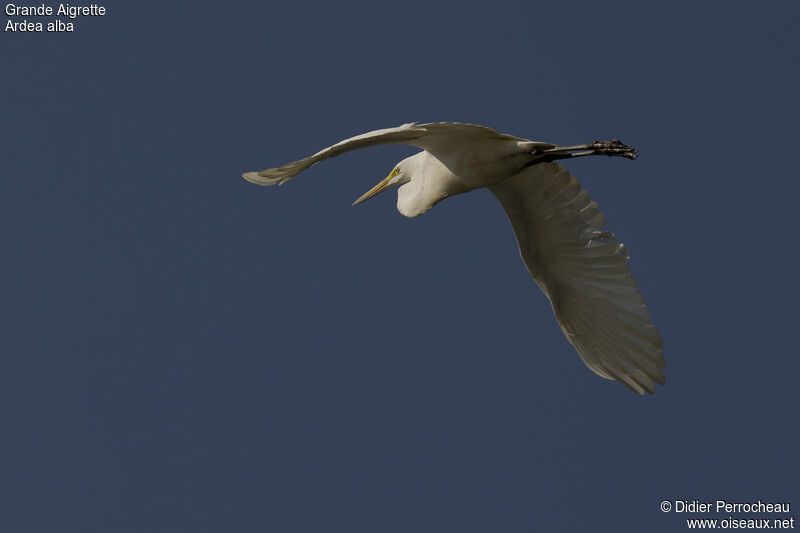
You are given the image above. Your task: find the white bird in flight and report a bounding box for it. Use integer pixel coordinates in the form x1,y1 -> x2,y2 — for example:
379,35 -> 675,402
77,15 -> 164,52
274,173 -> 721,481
243,122 -> 665,394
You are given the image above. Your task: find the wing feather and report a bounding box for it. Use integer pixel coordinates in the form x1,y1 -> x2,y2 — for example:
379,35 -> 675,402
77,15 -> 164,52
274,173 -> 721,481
489,162 -> 665,394
242,122 -> 530,186
242,123 -> 429,186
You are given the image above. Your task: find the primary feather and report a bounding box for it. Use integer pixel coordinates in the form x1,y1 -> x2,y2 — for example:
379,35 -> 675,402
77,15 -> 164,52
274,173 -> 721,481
489,163 -> 665,394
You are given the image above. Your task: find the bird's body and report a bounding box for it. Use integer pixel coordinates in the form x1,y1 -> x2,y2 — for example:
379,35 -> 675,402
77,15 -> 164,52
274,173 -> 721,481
244,122 -> 665,394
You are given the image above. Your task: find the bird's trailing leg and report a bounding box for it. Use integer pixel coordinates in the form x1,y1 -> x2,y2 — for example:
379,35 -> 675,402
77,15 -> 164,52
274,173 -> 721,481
527,140 -> 637,165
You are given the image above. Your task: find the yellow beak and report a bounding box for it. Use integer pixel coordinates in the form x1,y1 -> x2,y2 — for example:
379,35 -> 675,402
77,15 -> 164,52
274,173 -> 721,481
353,168 -> 399,206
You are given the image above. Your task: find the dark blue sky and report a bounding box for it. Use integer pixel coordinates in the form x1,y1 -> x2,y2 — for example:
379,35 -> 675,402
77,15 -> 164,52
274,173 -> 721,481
3,1 -> 798,531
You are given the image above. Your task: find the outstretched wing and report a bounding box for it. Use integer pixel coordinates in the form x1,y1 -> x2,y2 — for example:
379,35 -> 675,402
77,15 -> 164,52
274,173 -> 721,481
489,162 -> 665,394
242,122 -> 529,186
243,123 -> 428,186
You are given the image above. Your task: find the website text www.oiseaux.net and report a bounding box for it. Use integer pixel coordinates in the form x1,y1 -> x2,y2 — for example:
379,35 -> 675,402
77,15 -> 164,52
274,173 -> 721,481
661,499 -> 794,529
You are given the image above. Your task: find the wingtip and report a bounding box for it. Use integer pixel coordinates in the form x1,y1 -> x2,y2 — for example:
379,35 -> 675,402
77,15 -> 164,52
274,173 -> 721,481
242,170 -> 282,186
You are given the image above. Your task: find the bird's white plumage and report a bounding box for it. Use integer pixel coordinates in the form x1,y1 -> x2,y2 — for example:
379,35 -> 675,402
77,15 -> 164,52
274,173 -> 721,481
244,122 -> 665,394
243,123 -> 428,186
489,163 -> 664,394
242,122 -> 537,187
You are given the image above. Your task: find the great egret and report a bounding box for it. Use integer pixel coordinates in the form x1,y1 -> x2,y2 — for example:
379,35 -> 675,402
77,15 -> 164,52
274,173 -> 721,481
243,122 -> 665,394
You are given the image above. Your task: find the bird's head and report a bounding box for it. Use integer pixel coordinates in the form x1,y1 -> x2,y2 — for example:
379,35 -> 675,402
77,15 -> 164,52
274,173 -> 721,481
352,152 -> 451,218
352,157 -> 413,206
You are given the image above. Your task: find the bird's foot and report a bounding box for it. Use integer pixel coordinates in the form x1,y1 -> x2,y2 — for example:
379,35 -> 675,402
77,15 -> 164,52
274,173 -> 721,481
532,139 -> 638,163
590,140 -> 637,160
